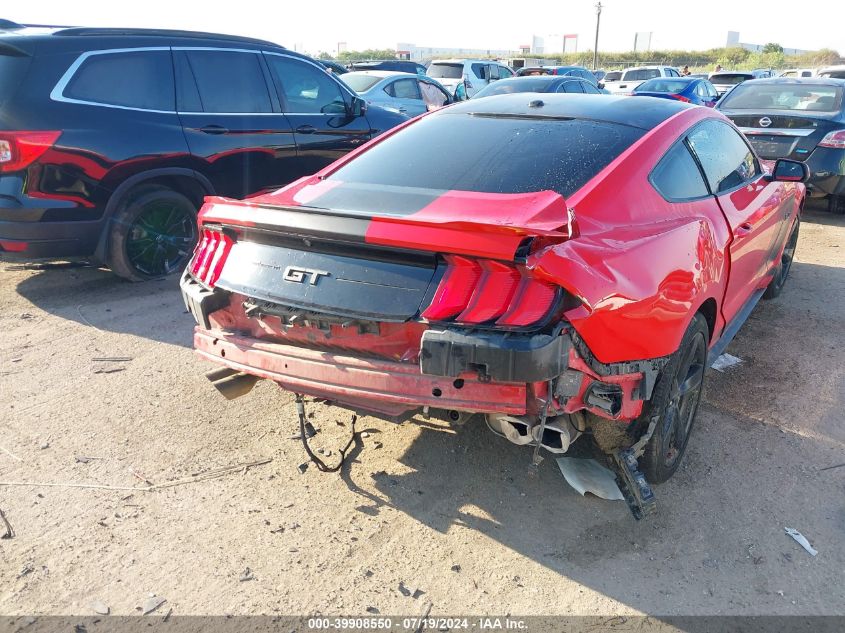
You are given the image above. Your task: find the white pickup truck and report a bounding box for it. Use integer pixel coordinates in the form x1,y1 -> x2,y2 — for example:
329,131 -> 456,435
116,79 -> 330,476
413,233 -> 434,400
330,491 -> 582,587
603,66 -> 682,94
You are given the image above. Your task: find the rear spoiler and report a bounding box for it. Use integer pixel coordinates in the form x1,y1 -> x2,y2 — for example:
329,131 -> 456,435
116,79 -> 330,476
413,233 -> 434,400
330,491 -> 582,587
198,189 -> 575,262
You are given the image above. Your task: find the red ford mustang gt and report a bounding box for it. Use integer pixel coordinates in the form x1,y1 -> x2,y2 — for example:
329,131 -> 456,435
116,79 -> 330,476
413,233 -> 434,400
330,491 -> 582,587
181,94 -> 806,517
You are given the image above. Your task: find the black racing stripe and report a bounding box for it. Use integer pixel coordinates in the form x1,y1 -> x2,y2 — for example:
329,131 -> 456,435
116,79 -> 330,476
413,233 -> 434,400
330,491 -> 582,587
304,182 -> 446,218
235,205 -> 370,244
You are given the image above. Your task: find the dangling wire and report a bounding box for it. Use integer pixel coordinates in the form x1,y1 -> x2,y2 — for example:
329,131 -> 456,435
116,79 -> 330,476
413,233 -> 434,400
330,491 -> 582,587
295,394 -> 357,473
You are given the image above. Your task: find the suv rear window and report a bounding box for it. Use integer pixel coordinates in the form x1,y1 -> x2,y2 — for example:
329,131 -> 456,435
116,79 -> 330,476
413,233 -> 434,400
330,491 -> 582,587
64,50 -> 174,111
0,53 -> 31,109
427,63 -> 463,79
710,73 -> 752,85
623,69 -> 660,81
326,111 -> 644,202
604,71 -> 622,81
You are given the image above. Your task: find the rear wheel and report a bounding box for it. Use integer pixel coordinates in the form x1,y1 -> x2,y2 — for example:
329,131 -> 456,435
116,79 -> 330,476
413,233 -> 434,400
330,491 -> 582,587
640,313 -> 708,484
107,186 -> 198,281
763,218 -> 799,300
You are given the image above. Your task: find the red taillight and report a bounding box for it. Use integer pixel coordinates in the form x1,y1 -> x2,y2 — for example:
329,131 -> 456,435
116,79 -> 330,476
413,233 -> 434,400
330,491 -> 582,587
421,255 -> 482,320
496,277 -> 558,326
671,94 -> 691,103
189,228 -> 233,288
0,131 -> 61,173
818,130 -> 845,149
423,256 -> 559,327
457,260 -> 522,322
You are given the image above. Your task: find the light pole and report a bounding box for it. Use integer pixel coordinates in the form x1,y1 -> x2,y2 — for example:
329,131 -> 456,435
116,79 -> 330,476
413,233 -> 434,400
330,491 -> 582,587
593,1 -> 603,70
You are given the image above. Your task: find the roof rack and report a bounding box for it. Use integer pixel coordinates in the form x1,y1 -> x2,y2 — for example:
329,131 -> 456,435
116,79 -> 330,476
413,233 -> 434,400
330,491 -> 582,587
52,27 -> 283,48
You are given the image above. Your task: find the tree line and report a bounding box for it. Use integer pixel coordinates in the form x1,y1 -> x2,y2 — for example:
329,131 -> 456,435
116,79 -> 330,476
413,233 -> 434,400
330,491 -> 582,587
317,46 -> 841,71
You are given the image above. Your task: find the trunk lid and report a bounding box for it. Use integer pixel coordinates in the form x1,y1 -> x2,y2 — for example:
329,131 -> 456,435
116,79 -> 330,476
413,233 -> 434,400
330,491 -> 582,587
198,184 -> 573,324
722,110 -> 840,160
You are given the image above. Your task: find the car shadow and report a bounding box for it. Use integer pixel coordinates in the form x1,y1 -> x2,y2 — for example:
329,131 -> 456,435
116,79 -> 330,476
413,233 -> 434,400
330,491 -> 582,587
9,258 -> 195,348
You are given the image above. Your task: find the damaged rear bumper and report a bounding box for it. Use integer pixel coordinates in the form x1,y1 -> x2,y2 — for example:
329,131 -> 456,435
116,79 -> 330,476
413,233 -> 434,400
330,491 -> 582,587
194,328 -> 530,419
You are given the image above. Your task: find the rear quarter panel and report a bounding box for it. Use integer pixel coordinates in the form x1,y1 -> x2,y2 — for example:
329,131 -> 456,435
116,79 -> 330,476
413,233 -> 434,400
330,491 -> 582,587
538,107 -> 732,364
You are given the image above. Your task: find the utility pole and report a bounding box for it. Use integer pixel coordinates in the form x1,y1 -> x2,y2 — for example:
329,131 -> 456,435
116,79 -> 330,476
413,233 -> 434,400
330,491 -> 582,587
593,1 -> 603,70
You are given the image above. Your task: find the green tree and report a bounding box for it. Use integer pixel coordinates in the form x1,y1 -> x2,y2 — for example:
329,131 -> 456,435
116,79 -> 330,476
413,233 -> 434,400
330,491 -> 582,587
336,49 -> 397,61
762,42 -> 784,54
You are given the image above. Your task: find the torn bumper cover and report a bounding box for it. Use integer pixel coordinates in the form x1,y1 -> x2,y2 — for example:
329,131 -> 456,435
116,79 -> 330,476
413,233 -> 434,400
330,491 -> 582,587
183,275 -> 663,422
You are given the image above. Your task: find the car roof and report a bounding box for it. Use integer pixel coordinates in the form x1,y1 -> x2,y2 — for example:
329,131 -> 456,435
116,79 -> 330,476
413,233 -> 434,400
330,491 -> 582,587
345,70 -> 416,78
641,76 -> 697,83
737,77 -> 845,86
446,93 -> 691,130
430,59 -> 496,64
0,23 -> 284,51
622,65 -> 670,71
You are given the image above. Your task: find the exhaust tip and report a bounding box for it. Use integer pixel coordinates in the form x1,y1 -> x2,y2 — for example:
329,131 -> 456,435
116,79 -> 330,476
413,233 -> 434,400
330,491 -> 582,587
206,369 -> 260,400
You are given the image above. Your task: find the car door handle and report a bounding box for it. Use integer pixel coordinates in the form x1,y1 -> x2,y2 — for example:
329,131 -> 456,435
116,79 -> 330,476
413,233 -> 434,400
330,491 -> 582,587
398,107 -> 407,113
199,125 -> 228,135
295,125 -> 317,134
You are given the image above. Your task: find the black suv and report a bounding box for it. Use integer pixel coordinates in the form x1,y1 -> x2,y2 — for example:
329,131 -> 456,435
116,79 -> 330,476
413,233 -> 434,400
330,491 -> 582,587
0,22 -> 406,279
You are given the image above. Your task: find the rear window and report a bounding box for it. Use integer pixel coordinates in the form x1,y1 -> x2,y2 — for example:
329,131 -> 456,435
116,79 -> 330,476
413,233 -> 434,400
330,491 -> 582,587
604,71 -> 622,81
710,73 -> 751,85
820,70 -> 845,79
719,83 -> 843,112
427,63 -> 463,79
341,74 -> 382,93
64,50 -> 174,111
474,77 -> 553,97
623,69 -> 660,81
0,53 -> 31,108
636,79 -> 690,93
326,111 -> 644,200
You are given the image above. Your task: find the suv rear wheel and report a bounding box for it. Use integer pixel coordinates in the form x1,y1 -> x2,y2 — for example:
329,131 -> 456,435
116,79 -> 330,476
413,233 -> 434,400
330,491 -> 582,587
107,185 -> 198,281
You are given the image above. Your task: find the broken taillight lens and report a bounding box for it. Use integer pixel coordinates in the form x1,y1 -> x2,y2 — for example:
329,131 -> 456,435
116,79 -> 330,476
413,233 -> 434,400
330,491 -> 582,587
423,255 -> 559,327
189,228 -> 233,288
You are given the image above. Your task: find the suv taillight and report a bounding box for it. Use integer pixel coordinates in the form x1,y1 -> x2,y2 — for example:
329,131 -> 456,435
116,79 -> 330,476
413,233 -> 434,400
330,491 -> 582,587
0,131 -> 61,173
422,255 -> 558,327
818,130 -> 845,149
189,228 -> 233,288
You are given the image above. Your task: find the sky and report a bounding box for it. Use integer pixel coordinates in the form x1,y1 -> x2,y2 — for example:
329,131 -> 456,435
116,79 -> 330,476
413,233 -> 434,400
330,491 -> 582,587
7,0 -> 843,56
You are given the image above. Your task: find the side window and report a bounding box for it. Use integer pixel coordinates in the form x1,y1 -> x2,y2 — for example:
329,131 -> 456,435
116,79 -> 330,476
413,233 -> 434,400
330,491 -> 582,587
64,50 -> 174,111
471,63 -> 487,79
687,120 -> 761,193
488,65 -> 500,80
559,81 -> 584,94
499,65 -> 514,78
651,140 -> 710,201
265,55 -> 347,114
666,68 -> 679,77
581,81 -> 600,94
183,50 -> 271,113
391,78 -> 422,100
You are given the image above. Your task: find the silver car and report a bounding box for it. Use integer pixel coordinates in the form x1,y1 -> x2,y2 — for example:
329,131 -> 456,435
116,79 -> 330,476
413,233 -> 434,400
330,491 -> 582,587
340,71 -> 455,117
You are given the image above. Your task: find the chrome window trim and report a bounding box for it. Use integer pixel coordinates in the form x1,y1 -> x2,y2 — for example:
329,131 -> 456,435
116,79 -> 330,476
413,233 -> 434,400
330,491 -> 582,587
50,46 -> 175,113
739,127 -> 816,137
50,45 -> 321,116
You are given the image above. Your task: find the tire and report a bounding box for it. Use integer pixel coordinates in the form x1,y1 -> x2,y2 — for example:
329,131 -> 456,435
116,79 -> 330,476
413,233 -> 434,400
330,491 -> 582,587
829,195 -> 845,215
640,313 -> 709,484
763,217 -> 799,300
106,185 -> 198,281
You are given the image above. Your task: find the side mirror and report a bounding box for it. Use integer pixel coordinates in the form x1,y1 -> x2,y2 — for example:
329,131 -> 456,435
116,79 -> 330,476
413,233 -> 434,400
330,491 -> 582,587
770,159 -> 809,183
351,96 -> 367,117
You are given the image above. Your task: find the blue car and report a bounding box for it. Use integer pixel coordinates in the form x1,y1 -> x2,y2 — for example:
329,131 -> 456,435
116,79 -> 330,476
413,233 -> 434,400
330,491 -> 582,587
632,77 -> 719,107
472,75 -> 605,99
341,71 -> 455,117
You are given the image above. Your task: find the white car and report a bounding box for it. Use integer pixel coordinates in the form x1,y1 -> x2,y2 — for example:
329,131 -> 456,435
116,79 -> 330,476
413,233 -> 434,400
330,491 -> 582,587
426,59 -> 514,98
602,66 -> 681,94
818,65 -> 845,79
779,68 -> 817,78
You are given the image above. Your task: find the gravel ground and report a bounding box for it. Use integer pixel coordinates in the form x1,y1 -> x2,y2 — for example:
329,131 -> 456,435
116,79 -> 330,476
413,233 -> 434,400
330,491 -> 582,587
0,205 -> 843,618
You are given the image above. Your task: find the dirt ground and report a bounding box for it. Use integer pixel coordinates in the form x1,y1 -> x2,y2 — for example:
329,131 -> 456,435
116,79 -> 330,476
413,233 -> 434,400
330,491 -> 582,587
1,204 -> 843,618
